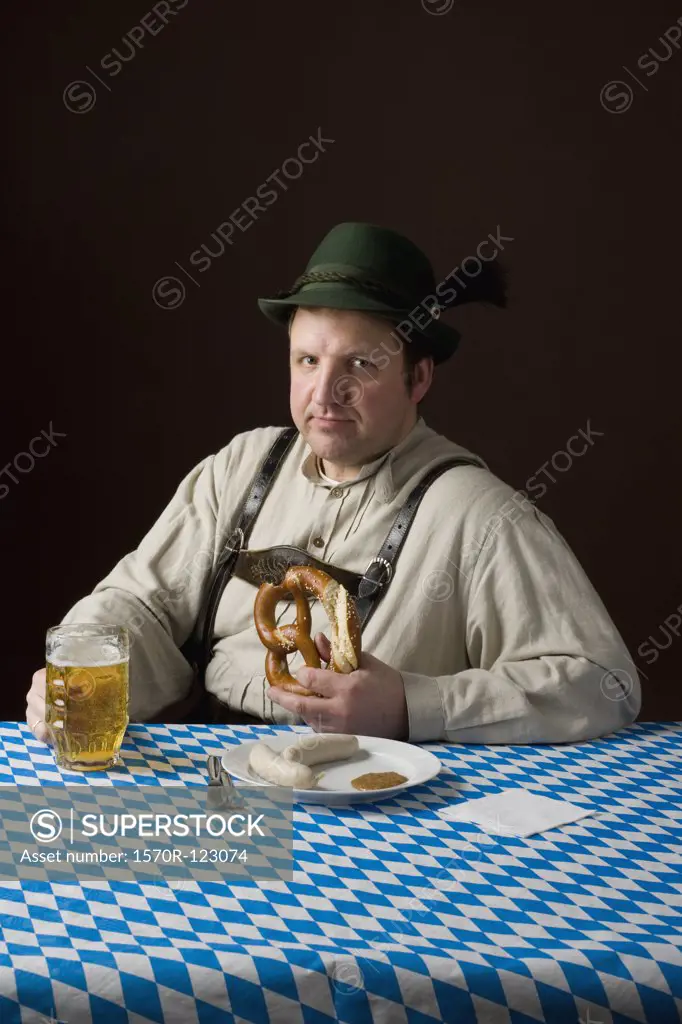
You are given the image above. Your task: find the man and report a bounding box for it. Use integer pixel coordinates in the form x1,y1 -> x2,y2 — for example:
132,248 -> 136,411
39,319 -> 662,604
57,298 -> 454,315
27,222 -> 641,744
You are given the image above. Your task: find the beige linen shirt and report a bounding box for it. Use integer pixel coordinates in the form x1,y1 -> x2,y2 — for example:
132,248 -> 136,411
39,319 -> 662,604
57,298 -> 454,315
61,417 -> 641,743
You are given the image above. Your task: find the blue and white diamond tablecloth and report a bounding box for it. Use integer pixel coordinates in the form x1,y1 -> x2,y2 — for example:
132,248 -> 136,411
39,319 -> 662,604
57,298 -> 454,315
0,721 -> 681,1024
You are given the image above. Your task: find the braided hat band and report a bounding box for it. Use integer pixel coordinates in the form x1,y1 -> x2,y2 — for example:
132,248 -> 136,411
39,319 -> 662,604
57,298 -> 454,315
275,270 -> 443,321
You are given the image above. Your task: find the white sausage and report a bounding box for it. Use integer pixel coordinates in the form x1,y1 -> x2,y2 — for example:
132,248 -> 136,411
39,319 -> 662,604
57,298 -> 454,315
248,741 -> 319,789
282,734 -> 359,766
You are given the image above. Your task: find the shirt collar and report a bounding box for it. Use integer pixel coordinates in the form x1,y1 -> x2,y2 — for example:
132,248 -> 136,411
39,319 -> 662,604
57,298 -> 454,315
301,416 -> 430,504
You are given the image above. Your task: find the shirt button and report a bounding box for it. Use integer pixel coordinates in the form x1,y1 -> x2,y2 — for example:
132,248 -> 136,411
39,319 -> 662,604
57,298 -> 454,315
312,537 -> 325,548
330,487 -> 344,498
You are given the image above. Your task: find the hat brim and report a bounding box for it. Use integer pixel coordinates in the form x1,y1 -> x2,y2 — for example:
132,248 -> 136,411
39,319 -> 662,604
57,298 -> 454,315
257,287 -> 461,366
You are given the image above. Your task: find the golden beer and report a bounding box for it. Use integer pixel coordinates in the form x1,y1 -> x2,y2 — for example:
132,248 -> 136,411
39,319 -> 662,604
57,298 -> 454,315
45,624 -> 129,771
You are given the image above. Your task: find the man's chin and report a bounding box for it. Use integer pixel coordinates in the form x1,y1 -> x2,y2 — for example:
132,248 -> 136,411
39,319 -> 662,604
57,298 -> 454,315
307,423 -> 359,455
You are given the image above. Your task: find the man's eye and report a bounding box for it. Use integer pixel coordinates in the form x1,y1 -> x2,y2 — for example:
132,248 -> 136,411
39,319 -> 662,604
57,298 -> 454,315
298,356 -> 372,368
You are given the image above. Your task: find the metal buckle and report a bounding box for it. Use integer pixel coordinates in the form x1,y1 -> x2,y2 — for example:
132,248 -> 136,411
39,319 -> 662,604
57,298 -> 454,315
217,527 -> 244,568
225,527 -> 244,554
362,556 -> 393,588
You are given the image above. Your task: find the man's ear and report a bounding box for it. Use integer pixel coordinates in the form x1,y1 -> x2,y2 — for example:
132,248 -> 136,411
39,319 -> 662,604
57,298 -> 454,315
412,356 -> 434,403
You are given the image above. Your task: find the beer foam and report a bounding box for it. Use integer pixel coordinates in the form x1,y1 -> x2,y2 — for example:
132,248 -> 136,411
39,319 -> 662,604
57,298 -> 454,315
49,656 -> 128,667
50,641 -> 126,667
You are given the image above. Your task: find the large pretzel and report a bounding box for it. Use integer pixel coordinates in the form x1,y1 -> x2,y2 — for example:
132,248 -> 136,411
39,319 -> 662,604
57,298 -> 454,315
254,566 -> 362,695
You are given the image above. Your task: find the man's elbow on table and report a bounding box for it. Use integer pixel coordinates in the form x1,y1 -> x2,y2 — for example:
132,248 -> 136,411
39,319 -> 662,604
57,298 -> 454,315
400,655 -> 643,745
540,657 -> 642,745
588,656 -> 642,738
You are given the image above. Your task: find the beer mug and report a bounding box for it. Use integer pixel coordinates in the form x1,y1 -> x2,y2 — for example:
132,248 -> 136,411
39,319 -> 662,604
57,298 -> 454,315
45,623 -> 130,771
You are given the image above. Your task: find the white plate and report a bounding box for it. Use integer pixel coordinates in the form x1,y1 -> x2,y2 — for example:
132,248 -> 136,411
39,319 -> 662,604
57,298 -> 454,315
221,733 -> 442,805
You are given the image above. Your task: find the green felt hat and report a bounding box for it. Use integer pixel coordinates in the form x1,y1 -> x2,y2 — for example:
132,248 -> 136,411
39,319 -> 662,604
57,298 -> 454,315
258,222 -> 506,365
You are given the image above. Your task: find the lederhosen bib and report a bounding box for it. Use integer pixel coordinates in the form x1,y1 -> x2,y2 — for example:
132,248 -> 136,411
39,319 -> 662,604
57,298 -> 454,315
183,426 -> 476,717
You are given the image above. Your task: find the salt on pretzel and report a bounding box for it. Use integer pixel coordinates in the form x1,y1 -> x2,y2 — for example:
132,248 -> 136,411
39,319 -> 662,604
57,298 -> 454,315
253,566 -> 362,695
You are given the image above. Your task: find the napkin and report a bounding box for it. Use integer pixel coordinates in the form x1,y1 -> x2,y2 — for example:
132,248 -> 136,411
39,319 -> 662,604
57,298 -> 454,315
437,787 -> 594,838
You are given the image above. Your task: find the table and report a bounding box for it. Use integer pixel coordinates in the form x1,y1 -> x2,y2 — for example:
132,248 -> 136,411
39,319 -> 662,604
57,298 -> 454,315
0,721 -> 681,1024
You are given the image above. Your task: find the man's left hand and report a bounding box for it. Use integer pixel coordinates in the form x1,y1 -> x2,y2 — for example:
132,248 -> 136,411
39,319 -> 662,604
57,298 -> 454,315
267,633 -> 409,739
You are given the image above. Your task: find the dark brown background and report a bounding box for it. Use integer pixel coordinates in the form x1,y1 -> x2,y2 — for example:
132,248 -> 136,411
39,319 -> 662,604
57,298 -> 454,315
2,0 -> 680,721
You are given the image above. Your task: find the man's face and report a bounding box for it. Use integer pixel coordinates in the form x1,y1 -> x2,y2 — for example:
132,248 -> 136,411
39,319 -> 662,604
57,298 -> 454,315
289,306 -> 432,475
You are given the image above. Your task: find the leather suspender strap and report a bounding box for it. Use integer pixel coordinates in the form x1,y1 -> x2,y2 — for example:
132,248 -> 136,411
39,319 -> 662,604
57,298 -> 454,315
195,426 -> 299,681
354,457 -> 475,631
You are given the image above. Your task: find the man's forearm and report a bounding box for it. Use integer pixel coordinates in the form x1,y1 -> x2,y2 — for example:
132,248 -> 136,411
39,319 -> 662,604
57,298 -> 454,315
401,654 -> 641,744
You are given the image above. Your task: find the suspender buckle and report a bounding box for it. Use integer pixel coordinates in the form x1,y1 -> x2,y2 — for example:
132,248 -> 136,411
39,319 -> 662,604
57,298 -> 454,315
217,527 -> 244,567
227,527 -> 244,552
361,556 -> 393,594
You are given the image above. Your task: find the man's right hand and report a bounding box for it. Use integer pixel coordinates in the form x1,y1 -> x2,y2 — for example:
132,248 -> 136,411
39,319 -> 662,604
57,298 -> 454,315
26,668 -> 51,744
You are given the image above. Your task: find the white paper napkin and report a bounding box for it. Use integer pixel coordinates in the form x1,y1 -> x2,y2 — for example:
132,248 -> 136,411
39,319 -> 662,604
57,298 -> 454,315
437,787 -> 594,838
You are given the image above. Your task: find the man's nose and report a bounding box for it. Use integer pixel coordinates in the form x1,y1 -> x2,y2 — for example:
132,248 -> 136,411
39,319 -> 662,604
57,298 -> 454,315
312,364 -> 344,406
